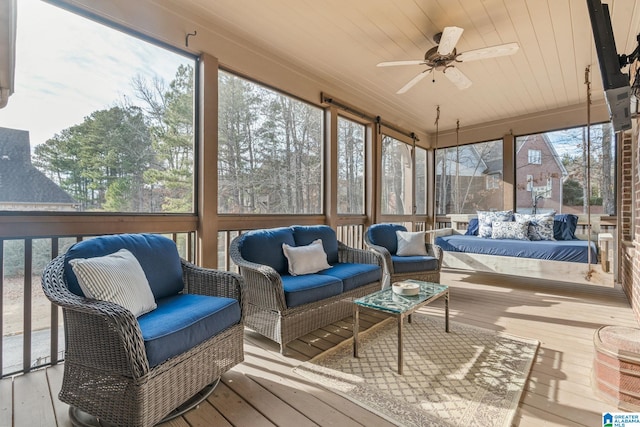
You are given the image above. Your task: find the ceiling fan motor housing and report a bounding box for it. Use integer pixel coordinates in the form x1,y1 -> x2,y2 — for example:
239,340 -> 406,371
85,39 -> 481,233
424,46 -> 457,70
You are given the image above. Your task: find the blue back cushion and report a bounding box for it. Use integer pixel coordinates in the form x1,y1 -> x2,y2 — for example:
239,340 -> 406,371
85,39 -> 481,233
64,233 -> 184,300
238,227 -> 295,274
465,218 -> 479,236
554,214 -> 578,240
367,223 -> 407,255
291,225 -> 339,264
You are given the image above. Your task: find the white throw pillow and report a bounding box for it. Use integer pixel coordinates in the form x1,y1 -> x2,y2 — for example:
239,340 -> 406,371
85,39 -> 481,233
477,210 -> 513,238
490,220 -> 530,240
514,212 -> 556,241
396,230 -> 428,256
69,248 -> 157,317
282,239 -> 331,276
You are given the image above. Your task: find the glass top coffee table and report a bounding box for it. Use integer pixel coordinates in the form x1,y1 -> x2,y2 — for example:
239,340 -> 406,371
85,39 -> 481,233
353,279 -> 449,375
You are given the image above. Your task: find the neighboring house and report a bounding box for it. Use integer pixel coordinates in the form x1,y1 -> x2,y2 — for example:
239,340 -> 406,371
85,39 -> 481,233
435,143 -> 503,214
515,133 -> 568,214
0,127 -> 78,211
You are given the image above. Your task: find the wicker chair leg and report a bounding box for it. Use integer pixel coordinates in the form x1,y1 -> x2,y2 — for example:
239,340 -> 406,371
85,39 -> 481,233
67,378 -> 221,427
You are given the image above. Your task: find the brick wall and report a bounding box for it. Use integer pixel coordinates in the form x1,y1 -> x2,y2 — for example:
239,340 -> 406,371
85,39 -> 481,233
620,125 -> 640,323
621,132 -> 634,241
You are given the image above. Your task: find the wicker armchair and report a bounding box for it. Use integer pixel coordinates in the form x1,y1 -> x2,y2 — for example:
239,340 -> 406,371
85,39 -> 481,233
229,225 -> 383,354
41,234 -> 245,427
365,223 -> 443,284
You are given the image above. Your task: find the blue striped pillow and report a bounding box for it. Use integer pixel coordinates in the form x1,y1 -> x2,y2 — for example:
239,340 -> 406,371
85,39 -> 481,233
69,249 -> 157,317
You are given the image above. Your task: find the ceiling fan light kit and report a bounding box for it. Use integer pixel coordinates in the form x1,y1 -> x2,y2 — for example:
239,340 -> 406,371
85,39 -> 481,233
377,26 -> 519,93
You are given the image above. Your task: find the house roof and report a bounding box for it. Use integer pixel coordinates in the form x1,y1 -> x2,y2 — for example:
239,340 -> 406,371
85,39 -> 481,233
0,127 -> 76,205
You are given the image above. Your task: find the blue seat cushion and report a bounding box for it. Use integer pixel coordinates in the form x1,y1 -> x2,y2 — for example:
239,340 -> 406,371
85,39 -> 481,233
391,255 -> 439,274
64,233 -> 184,299
238,227 -> 295,274
318,263 -> 381,292
138,293 -> 241,368
291,225 -> 339,264
367,224 -> 407,255
435,234 -> 597,263
280,274 -> 343,308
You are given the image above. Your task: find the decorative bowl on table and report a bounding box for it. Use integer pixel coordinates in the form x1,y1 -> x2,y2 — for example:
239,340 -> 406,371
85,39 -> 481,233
392,281 -> 420,296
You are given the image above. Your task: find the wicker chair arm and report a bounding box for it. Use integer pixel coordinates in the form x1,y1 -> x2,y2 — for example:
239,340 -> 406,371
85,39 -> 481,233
181,259 -> 247,321
41,255 -> 150,379
337,241 -> 384,269
426,243 -> 443,269
181,259 -> 243,300
229,237 -> 288,311
362,241 -> 394,274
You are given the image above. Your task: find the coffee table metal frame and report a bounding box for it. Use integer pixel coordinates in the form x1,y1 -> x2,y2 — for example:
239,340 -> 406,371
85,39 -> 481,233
353,280 -> 449,375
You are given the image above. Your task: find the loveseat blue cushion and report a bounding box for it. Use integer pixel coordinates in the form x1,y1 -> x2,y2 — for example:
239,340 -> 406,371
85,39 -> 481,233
64,233 -> 184,299
367,223 -> 407,255
291,225 -> 339,264
280,274 -> 343,308
138,293 -> 241,368
238,227 -> 295,274
318,263 -> 381,292
391,255 -> 439,274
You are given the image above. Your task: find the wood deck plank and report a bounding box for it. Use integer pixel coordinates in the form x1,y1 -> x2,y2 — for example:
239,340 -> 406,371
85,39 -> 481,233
12,369 -> 57,427
181,399 -> 233,427
45,364 -> 70,427
222,370 -> 318,427
207,382 -> 277,427
0,375 -> 11,427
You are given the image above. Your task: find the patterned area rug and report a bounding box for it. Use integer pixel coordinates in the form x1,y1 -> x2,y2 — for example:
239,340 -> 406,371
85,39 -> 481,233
293,315 -> 539,427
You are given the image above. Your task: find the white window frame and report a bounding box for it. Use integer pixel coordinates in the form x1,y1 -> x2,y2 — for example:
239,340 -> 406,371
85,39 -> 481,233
528,149 -> 542,164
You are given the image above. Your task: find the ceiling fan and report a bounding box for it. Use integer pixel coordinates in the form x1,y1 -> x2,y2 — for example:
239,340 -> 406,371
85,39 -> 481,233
377,26 -> 519,93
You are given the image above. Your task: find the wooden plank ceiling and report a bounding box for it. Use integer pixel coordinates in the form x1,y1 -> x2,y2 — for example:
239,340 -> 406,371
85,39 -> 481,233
163,0 -> 640,134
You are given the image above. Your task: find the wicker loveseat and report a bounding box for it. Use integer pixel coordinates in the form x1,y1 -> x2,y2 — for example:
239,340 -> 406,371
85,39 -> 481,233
41,233 -> 245,427
365,223 -> 442,284
230,225 -> 383,353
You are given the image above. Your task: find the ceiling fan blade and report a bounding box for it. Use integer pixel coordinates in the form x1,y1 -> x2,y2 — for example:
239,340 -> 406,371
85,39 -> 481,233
377,60 -> 426,67
397,69 -> 433,94
443,67 -> 472,90
456,42 -> 519,62
437,26 -> 464,55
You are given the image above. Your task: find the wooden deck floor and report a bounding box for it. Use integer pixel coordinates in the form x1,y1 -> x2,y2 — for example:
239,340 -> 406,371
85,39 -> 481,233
2,270 -> 637,427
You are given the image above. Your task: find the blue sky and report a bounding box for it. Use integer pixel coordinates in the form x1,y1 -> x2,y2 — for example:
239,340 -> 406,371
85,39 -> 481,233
0,0 -> 191,147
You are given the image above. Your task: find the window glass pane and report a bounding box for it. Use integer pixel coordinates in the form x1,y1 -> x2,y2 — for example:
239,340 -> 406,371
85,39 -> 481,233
1,0 -> 196,213
218,71 -> 323,214
435,140 -> 503,214
337,117 -> 365,215
515,124 -> 616,215
528,149 -> 542,164
381,136 -> 412,215
415,147 -> 427,215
